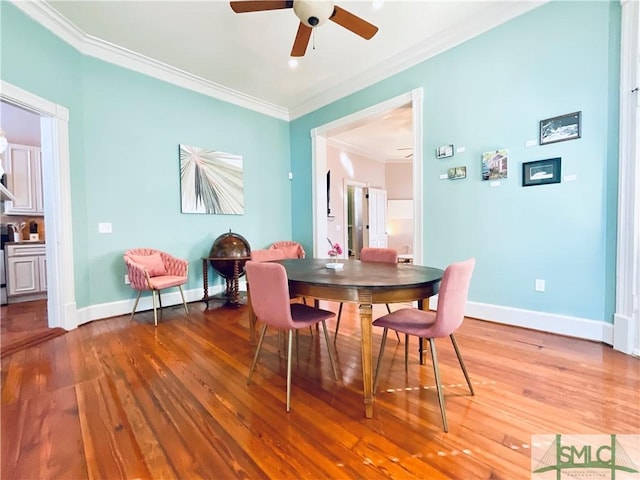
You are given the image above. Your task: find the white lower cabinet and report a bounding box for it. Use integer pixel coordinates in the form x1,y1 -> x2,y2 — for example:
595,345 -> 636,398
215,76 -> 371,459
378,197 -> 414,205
6,244 -> 47,301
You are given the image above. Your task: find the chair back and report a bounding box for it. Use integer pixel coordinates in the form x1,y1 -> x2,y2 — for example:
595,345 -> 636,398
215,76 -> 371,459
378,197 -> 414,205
245,261 -> 294,329
270,241 -> 305,259
360,247 -> 398,264
430,258 -> 475,337
251,248 -> 286,262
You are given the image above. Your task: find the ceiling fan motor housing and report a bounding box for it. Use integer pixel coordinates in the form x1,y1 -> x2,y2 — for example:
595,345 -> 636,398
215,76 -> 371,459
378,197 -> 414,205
293,0 -> 335,28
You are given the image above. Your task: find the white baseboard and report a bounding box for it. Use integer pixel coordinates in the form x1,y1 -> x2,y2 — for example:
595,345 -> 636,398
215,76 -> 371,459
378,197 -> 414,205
429,296 -> 612,345
613,313 -> 637,354
77,288 -> 613,346
466,301 -> 612,344
76,285 -> 226,326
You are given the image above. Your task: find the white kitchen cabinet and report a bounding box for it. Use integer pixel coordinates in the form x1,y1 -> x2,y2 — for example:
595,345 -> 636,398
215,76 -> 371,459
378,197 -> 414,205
6,244 -> 47,301
2,143 -> 43,216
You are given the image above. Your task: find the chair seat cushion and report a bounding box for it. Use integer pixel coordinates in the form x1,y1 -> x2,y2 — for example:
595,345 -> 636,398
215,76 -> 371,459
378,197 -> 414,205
290,303 -> 334,328
372,308 -> 437,337
148,275 -> 187,290
129,253 -> 168,277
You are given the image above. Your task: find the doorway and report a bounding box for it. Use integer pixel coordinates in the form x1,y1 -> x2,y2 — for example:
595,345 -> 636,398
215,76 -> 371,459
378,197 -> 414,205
346,182 -> 365,259
0,81 -> 77,330
311,88 -> 424,263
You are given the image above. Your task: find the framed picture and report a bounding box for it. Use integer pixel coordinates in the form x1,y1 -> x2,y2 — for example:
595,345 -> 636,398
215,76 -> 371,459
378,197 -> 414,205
447,166 -> 467,180
539,111 -> 581,145
436,144 -> 454,159
179,144 -> 244,214
522,157 -> 561,187
481,149 -> 508,180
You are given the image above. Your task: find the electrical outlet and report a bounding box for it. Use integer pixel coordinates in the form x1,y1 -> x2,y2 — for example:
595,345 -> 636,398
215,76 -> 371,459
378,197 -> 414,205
535,279 -> 545,292
124,274 -> 130,285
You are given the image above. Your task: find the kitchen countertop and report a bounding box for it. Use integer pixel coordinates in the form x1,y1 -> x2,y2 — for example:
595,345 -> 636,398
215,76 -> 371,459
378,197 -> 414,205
5,240 -> 46,245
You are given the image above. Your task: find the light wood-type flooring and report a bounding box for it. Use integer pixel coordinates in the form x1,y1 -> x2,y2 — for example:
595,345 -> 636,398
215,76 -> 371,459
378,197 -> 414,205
1,299 -> 638,479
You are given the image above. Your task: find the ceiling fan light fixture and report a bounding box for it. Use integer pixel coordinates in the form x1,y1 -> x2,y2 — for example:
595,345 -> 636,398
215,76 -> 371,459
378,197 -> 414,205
293,0 -> 334,28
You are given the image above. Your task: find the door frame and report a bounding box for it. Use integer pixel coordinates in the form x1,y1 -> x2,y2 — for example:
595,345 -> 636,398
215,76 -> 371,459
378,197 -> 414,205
343,179 -> 368,259
1,81 -> 77,330
311,88 -> 424,262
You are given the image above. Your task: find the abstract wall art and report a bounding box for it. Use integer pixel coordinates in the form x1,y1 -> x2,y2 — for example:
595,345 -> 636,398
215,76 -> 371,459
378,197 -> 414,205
179,144 -> 244,214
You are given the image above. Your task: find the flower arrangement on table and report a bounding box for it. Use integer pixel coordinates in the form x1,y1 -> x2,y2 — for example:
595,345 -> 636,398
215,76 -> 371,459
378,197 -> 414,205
327,238 -> 343,266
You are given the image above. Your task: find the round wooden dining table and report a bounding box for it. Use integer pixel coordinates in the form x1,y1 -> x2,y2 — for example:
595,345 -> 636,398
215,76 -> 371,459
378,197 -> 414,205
264,258 -> 444,419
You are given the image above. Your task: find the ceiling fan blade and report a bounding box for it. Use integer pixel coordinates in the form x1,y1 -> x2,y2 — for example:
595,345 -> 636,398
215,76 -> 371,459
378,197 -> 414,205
291,22 -> 312,57
230,1 -> 292,14
330,5 -> 378,40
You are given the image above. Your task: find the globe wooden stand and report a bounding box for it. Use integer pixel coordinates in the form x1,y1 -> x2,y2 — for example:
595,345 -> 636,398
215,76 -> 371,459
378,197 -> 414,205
202,257 -> 250,308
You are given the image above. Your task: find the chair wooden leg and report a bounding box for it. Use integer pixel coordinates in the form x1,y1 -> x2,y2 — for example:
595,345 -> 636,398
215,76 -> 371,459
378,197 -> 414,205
428,337 -> 448,432
450,334 -> 474,395
130,290 -> 142,321
286,329 -> 293,413
247,324 -> 268,384
178,285 -> 188,315
404,334 -> 409,372
334,303 -> 344,341
320,320 -> 338,380
152,290 -> 159,327
373,327 -> 389,394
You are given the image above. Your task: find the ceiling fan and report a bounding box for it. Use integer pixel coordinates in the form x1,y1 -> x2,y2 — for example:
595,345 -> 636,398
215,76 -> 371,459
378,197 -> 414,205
229,0 -> 379,57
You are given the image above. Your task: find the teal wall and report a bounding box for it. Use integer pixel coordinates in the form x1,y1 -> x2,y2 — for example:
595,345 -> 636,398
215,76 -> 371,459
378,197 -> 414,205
1,1 -> 621,324
1,2 -> 292,308
291,1 -> 621,323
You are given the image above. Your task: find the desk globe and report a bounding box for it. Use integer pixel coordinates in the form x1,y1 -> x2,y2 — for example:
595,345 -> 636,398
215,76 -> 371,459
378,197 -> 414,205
208,230 -> 251,306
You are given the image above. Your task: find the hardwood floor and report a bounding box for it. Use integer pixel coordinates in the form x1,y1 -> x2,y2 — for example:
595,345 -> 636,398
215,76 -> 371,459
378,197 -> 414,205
1,299 -> 49,344
1,300 -> 638,479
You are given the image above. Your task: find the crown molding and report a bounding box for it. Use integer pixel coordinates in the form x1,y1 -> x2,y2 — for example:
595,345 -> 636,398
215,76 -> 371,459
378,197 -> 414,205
11,1 -> 290,121
12,1 -> 546,122
289,1 -> 547,120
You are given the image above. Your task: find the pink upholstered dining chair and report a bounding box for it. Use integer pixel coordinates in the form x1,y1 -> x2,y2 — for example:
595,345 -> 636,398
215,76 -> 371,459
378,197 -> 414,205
372,257 -> 476,432
124,248 -> 189,327
334,247 -> 400,341
245,260 -> 338,412
251,248 -> 286,262
269,240 -> 305,259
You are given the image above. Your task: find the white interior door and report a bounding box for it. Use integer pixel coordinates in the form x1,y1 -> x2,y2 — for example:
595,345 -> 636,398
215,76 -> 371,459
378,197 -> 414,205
363,187 -> 388,249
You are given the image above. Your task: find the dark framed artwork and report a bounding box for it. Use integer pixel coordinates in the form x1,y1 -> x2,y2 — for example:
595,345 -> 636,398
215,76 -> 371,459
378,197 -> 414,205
436,144 -> 454,159
539,111 -> 581,145
522,157 -> 561,187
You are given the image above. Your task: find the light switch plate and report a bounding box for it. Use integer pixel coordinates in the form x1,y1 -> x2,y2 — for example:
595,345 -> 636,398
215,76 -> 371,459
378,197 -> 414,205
98,222 -> 112,234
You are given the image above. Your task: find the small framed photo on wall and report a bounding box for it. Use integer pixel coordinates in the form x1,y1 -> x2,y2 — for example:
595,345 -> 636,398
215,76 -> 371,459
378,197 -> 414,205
522,157 -> 561,187
539,111 -> 581,145
436,144 -> 454,159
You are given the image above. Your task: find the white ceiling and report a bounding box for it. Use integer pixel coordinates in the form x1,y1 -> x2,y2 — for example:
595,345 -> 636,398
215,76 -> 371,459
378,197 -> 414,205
20,0 -> 544,161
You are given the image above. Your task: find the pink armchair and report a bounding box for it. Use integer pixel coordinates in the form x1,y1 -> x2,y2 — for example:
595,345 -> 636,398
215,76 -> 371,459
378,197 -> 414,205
124,248 -> 189,326
269,240 -> 305,259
